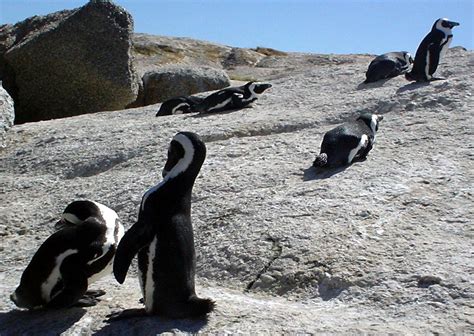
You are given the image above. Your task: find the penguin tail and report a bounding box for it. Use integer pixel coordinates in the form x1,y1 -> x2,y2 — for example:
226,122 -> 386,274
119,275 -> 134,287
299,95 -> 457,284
313,153 -> 328,167
405,72 -> 415,81
154,297 -> 215,319
181,297 -> 215,318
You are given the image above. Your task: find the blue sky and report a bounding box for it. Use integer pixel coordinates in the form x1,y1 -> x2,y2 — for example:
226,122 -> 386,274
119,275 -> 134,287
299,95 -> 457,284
1,0 -> 472,55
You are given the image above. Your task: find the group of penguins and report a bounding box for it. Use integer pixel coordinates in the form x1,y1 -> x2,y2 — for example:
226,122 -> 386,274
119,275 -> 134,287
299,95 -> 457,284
10,18 -> 459,320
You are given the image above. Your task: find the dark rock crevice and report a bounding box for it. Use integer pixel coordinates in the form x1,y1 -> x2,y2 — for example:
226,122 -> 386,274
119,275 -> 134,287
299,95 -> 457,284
245,236 -> 283,292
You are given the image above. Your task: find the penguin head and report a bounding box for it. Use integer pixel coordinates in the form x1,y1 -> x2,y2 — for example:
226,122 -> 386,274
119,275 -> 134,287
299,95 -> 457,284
402,52 -> 414,65
55,200 -> 101,230
162,132 -> 206,180
358,113 -> 383,135
11,286 -> 43,310
433,18 -> 460,34
254,82 -> 273,94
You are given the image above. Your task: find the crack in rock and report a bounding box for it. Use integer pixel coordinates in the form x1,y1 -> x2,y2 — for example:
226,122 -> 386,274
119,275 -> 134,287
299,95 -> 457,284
245,236 -> 283,292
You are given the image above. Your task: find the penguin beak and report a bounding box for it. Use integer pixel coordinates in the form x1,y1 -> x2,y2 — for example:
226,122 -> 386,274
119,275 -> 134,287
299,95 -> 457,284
54,219 -> 67,230
448,21 -> 460,28
255,83 -> 272,94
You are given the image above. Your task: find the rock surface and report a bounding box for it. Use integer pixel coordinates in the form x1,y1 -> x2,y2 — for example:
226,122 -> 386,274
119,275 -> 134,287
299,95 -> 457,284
0,46 -> 472,334
141,65 -> 230,106
0,83 -> 14,147
1,0 -> 139,123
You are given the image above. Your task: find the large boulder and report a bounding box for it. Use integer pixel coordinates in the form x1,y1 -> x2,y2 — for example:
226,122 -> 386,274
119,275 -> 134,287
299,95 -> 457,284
223,47 -> 266,68
0,82 -> 14,146
2,0 -> 139,123
142,65 -> 230,106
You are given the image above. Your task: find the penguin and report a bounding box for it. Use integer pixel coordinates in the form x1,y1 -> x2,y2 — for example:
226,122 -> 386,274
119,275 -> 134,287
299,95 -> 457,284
313,113 -> 383,168
195,81 -> 272,114
405,18 -> 460,82
10,200 -> 124,310
364,52 -> 413,83
113,131 -> 214,318
155,96 -> 204,117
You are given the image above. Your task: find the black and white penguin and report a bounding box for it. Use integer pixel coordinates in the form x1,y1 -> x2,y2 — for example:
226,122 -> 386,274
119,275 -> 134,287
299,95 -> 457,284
195,81 -> 272,114
405,18 -> 460,82
313,113 -> 383,168
113,131 -> 214,318
155,96 -> 204,117
364,52 -> 413,83
10,200 -> 124,309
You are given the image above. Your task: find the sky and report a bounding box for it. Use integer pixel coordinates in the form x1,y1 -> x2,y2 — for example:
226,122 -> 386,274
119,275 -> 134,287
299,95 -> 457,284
1,0 -> 472,55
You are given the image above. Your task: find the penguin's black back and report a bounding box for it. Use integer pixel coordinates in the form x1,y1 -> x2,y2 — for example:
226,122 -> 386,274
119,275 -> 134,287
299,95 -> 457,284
156,96 -> 204,116
321,121 -> 368,167
14,218 -> 106,308
365,52 -> 411,83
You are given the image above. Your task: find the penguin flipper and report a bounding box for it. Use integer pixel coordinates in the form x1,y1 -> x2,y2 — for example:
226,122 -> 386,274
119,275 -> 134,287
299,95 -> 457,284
354,137 -> 373,161
47,255 -> 89,309
428,43 -> 441,76
113,219 -> 154,284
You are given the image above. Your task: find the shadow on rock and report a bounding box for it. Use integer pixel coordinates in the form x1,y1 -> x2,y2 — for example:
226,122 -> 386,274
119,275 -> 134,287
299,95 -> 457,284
356,78 -> 391,90
396,81 -> 431,94
303,166 -> 348,181
188,106 -> 252,118
95,311 -> 209,336
0,307 -> 86,336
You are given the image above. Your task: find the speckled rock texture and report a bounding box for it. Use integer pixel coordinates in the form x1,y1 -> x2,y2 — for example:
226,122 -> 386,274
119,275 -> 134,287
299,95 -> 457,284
0,83 -> 14,147
1,0 -> 139,123
0,46 -> 472,334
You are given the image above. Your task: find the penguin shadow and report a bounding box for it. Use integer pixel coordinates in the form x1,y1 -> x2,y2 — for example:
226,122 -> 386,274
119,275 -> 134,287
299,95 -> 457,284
94,310 -> 209,336
188,106 -> 252,118
0,307 -> 86,335
396,80 -> 433,94
356,78 -> 392,90
303,165 -> 348,181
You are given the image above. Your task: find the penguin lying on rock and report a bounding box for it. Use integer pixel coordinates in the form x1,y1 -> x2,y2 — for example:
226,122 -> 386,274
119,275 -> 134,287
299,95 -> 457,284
313,113 -> 383,168
195,81 -> 272,114
364,52 -> 413,83
11,201 -> 124,309
113,131 -> 214,319
155,95 -> 204,116
405,18 -> 460,82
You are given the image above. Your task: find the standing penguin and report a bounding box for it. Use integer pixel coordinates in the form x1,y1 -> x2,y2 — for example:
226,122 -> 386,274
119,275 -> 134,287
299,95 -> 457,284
364,52 -> 413,83
313,113 -> 383,168
405,18 -> 460,82
195,81 -> 272,114
10,201 -> 124,309
113,132 -> 214,318
155,96 -> 204,116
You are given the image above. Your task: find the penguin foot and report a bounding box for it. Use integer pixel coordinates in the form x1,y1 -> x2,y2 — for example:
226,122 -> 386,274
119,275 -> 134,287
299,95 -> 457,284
72,290 -> 106,307
85,289 -> 106,298
429,77 -> 446,81
106,308 -> 147,321
74,296 -> 101,307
